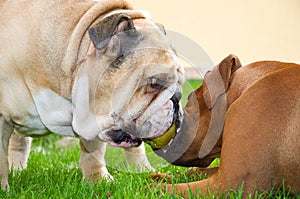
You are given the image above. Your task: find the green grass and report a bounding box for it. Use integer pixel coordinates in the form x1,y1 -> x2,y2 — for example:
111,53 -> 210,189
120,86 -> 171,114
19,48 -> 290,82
0,80 -> 299,198
181,79 -> 202,107
1,135 -> 297,199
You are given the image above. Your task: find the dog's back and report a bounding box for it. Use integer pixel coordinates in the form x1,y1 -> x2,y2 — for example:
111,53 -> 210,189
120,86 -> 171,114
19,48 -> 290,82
223,61 -> 300,193
227,61 -> 300,106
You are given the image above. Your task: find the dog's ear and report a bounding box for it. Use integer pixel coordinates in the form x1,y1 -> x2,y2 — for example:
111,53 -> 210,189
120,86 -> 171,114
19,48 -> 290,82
203,54 -> 241,109
88,13 -> 140,57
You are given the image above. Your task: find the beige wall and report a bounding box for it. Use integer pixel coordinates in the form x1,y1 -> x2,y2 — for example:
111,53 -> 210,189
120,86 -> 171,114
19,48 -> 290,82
129,0 -> 300,68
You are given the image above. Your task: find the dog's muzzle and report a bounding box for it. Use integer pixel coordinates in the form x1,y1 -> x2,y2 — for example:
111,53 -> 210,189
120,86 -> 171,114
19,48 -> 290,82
105,89 -> 182,148
143,91 -> 182,149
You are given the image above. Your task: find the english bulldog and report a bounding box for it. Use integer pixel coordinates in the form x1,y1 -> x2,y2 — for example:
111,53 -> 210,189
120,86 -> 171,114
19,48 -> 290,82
148,55 -> 300,197
0,0 -> 184,190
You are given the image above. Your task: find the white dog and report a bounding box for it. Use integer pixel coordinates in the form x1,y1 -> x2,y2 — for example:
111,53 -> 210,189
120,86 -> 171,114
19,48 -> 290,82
0,0 -> 184,189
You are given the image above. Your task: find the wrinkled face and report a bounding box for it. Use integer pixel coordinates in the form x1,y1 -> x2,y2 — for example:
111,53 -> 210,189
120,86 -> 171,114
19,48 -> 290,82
72,12 -> 184,147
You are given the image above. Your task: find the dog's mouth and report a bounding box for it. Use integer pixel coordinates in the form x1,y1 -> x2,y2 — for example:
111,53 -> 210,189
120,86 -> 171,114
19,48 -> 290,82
107,130 -> 142,148
106,92 -> 182,148
143,92 -> 182,149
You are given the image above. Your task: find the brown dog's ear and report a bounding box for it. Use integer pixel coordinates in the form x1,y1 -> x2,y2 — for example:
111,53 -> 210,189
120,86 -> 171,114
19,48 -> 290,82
203,54 -> 241,109
88,13 -> 140,57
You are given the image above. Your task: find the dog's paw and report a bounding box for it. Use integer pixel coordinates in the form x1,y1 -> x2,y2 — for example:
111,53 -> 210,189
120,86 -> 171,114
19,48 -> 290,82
102,172 -> 114,182
150,173 -> 172,182
137,163 -> 155,173
84,171 -> 114,183
0,178 -> 9,192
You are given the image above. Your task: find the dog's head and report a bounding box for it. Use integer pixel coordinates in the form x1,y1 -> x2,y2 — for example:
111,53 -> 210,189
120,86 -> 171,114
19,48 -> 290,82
71,11 -> 184,147
153,54 -> 242,166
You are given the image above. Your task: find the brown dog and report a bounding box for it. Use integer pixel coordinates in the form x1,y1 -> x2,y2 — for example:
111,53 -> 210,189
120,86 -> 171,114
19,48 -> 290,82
152,54 -> 300,197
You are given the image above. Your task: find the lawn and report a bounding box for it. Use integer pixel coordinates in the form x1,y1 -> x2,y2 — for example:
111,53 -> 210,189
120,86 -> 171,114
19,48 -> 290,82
0,80 -> 298,198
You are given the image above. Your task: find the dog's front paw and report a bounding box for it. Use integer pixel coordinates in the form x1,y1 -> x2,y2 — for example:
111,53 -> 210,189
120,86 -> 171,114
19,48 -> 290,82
139,159 -> 155,172
150,173 -> 172,182
84,170 -> 114,183
1,177 -> 9,192
100,172 -> 114,182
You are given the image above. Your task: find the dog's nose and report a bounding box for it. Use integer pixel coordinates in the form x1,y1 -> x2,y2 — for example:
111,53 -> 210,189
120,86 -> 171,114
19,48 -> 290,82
109,130 -> 142,147
171,89 -> 182,103
110,130 -> 130,144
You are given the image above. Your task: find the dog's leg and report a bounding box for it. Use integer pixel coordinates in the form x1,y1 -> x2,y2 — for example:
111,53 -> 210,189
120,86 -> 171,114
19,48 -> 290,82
151,167 -> 219,182
0,116 -> 13,190
123,142 -> 154,172
79,138 -> 113,182
186,166 -> 219,177
8,131 -> 32,170
162,174 -> 221,197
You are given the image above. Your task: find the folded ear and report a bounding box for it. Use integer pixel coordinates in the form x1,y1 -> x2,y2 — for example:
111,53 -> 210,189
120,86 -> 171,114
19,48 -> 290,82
88,13 -> 140,57
203,54 -> 242,109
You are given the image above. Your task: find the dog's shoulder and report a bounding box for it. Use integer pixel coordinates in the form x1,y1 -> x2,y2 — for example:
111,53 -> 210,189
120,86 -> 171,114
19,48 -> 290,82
227,61 -> 300,106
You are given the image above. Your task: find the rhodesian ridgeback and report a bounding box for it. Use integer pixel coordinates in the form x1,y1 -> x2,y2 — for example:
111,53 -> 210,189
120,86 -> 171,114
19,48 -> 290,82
149,54 -> 300,197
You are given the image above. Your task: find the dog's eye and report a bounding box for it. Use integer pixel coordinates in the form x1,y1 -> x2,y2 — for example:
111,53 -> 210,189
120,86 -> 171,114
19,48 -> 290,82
147,77 -> 165,93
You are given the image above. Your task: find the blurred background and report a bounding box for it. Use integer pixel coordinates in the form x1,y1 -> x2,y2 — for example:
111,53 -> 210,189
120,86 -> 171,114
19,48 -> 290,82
130,0 -> 300,73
